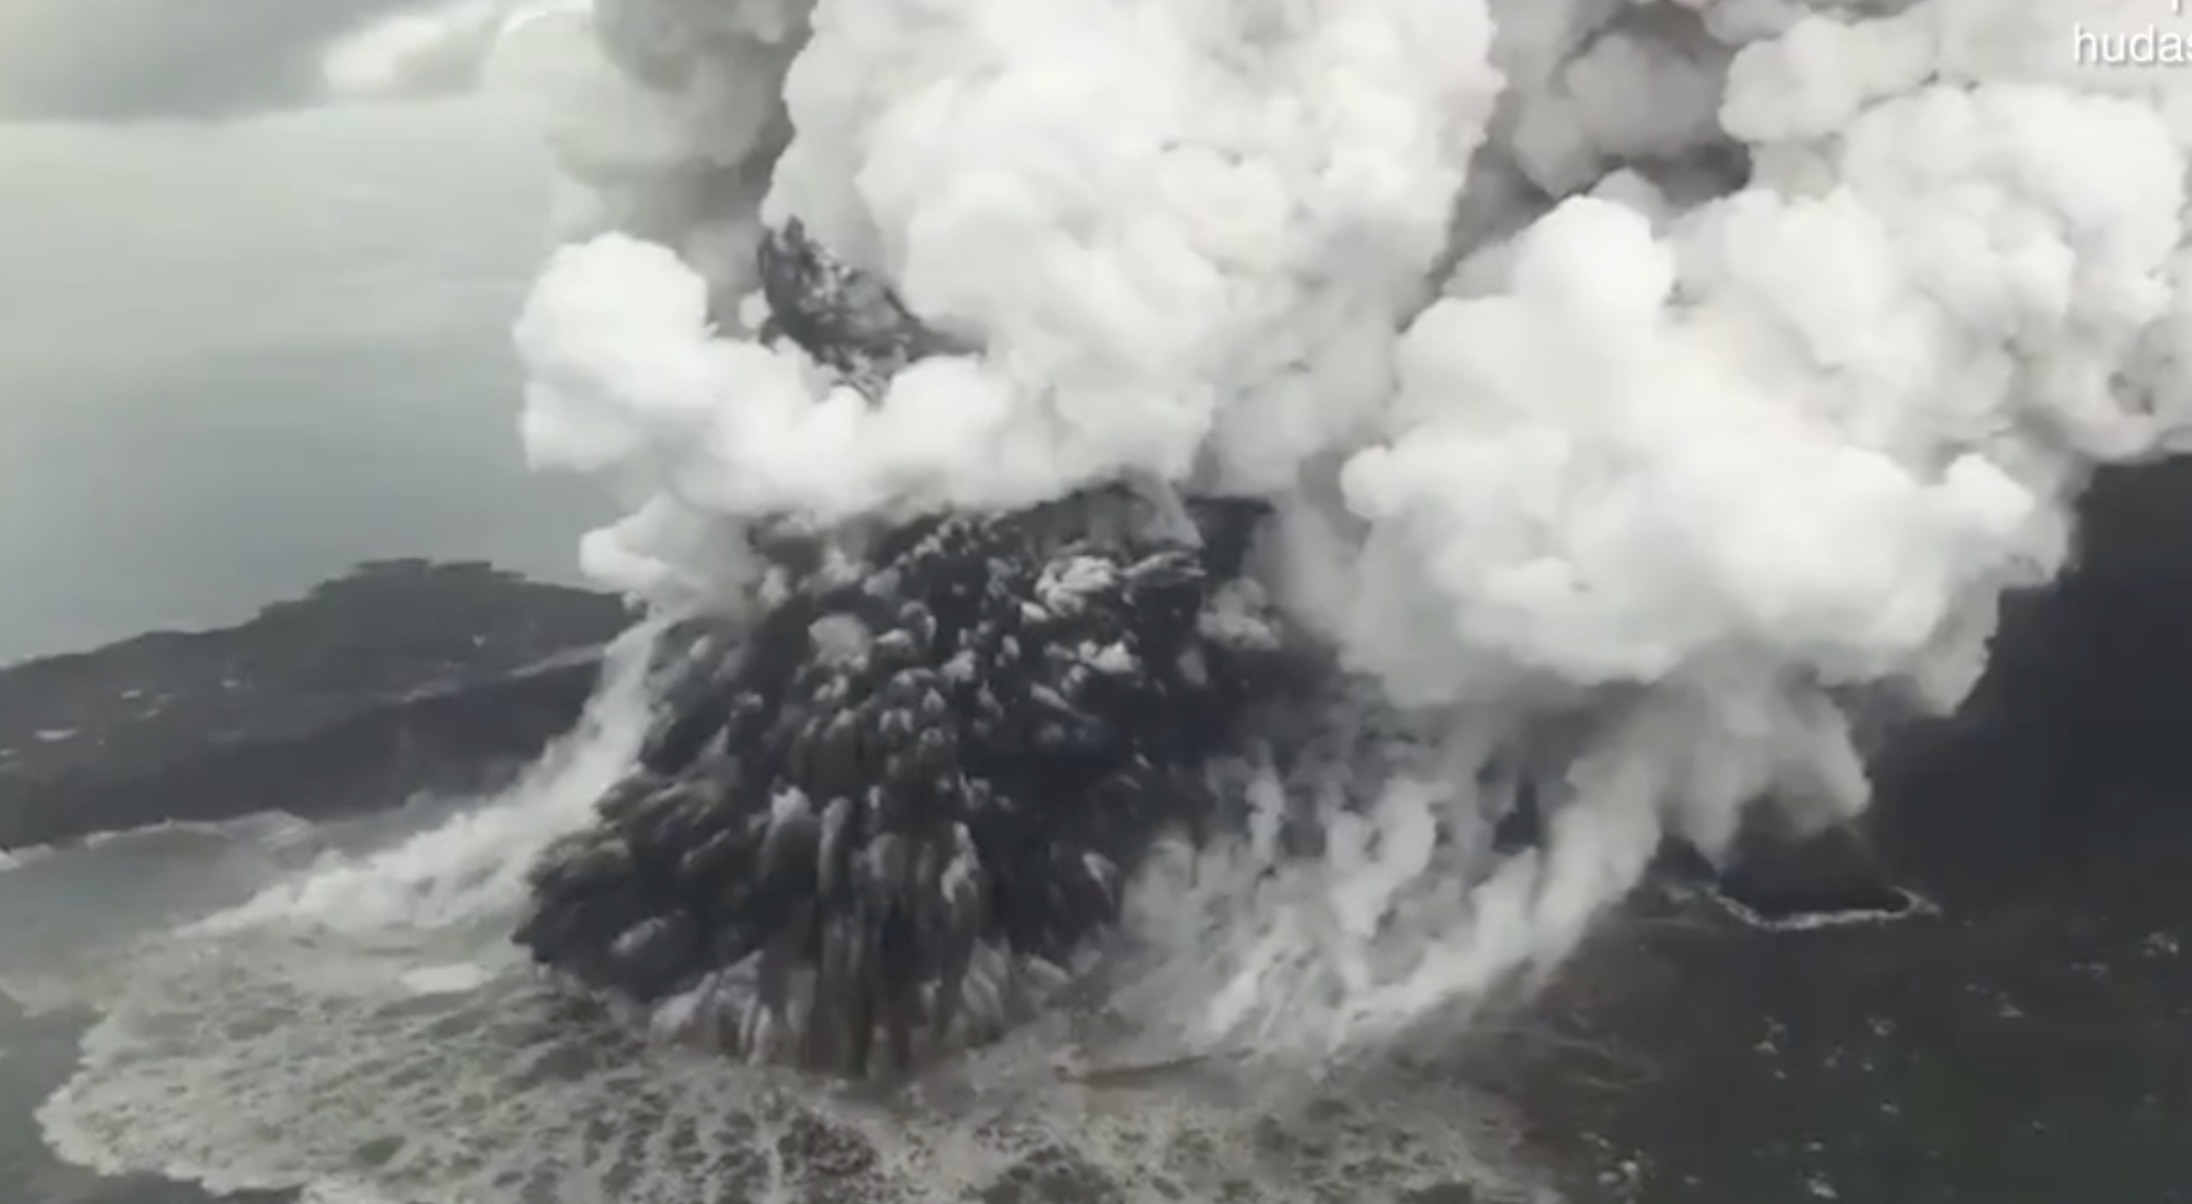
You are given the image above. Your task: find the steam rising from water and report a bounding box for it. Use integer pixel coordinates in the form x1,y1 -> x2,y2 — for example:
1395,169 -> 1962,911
510,0 -> 2192,1055
34,630 -> 1539,1203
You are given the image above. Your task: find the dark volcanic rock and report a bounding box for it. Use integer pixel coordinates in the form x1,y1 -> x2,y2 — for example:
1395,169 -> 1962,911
516,491 -> 1291,1077
755,218 -> 957,400
0,559 -> 629,850
1659,811 -> 1913,923
519,217 -> 1296,1079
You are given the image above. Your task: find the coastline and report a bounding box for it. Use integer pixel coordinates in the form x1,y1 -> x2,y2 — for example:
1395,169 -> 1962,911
0,559 -> 629,851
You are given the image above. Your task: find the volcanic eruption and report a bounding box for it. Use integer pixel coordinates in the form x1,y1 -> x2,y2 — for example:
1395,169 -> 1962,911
506,0 -> 2192,1075
515,222 -> 1298,1076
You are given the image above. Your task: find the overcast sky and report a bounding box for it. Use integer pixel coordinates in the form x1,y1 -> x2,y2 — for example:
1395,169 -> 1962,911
0,2 -> 606,661
0,0 -> 441,120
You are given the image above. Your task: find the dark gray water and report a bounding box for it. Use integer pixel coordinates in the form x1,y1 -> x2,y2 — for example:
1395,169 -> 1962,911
0,832 -> 303,1204
4,787 -> 2183,1204
0,817 -> 357,1204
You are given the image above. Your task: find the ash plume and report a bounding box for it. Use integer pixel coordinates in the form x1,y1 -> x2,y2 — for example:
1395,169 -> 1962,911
515,218 -> 1301,1075
511,0 -> 2192,1060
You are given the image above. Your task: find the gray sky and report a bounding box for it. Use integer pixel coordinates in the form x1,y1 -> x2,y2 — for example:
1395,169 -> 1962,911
0,6 -> 608,661
0,0 -> 446,120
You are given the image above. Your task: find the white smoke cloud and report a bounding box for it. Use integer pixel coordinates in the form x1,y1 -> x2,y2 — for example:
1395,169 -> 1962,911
511,0 -> 2192,1054
321,0 -> 502,100
320,0 -> 603,105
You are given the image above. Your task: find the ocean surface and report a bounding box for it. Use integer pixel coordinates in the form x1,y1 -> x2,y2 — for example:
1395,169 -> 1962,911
0,96 -> 604,665
0,714 -> 1557,1204
0,707 -> 2185,1204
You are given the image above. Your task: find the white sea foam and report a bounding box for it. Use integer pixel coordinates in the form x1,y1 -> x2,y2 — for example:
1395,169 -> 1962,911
35,625 -> 1538,1204
0,814 -> 347,1015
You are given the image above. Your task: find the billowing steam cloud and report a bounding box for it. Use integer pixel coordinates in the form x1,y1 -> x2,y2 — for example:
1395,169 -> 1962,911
320,0 -> 594,101
513,0 -> 2192,1056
